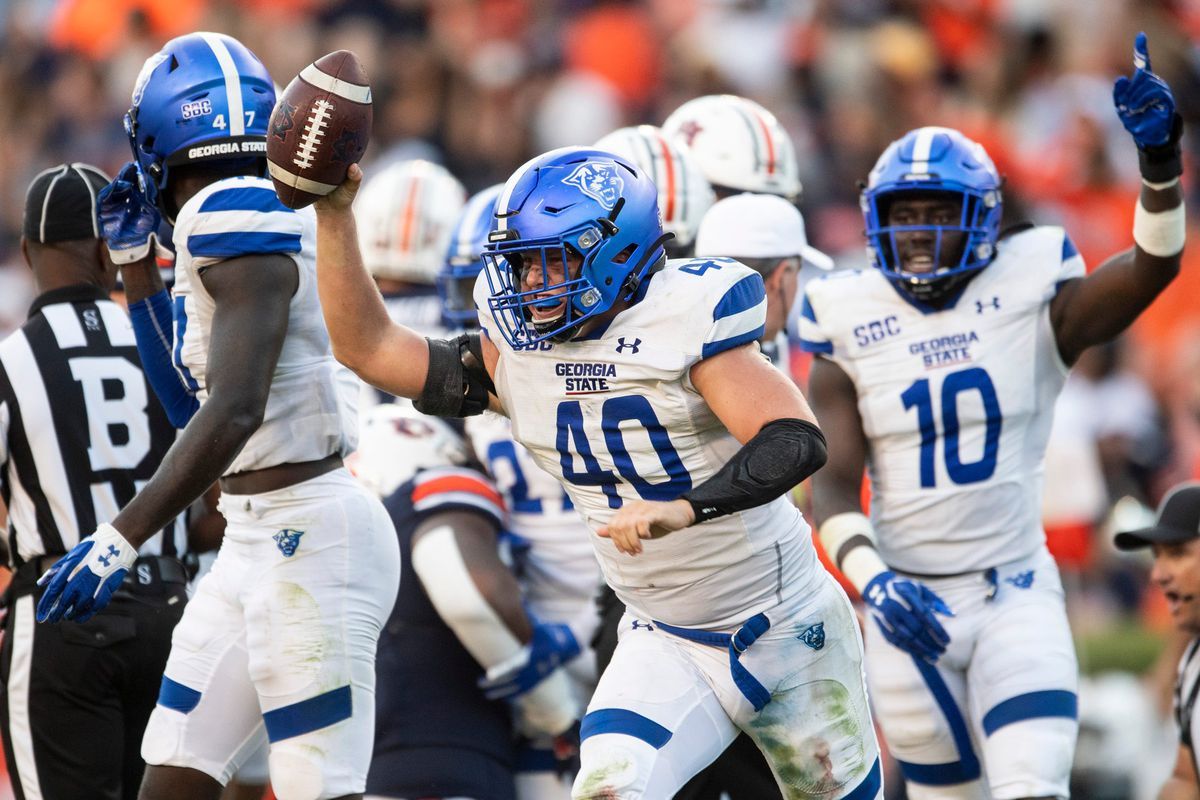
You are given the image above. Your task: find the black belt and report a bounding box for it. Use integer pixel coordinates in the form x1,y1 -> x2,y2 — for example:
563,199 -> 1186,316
8,554 -> 189,599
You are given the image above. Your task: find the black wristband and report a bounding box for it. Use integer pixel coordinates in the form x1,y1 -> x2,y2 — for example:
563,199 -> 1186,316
681,418 -> 828,524
1138,113 -> 1184,183
413,334 -> 494,418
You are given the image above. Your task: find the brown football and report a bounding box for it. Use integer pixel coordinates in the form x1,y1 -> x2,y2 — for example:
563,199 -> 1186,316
267,50 -> 372,209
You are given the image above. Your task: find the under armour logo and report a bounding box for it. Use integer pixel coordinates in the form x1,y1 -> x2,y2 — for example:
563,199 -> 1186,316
797,622 -> 826,650
96,544 -> 120,568
1005,570 -> 1035,589
615,337 -> 641,354
677,119 -> 703,146
975,297 -> 1001,313
631,620 -> 654,631
273,529 -> 305,558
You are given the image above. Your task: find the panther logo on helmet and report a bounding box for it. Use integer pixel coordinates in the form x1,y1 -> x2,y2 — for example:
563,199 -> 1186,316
562,162 -> 624,210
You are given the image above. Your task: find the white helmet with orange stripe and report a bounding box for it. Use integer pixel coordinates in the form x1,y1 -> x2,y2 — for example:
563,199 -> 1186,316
662,95 -> 801,200
594,124 -> 715,254
356,159 -> 467,284
350,401 -> 471,499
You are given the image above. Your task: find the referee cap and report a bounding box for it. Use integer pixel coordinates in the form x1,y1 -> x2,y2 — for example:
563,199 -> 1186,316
1115,482 -> 1200,550
23,163 -> 111,244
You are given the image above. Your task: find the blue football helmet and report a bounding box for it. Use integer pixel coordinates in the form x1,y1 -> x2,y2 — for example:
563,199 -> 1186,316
862,127 -> 1002,304
124,32 -> 275,215
439,184 -> 504,330
482,147 -> 670,347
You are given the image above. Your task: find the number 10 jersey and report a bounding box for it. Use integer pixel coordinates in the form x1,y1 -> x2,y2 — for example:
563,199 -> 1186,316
475,258 -> 824,629
800,225 -> 1087,574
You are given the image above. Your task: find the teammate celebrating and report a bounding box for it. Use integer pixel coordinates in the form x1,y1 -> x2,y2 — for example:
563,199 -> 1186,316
802,33 -> 1184,800
312,147 -> 882,799
36,33 -> 399,800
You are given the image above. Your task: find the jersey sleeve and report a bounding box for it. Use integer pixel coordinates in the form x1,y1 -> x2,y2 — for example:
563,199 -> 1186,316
180,182 -> 305,270
798,285 -> 834,356
411,466 -> 506,529
697,269 -> 767,360
1044,228 -> 1087,301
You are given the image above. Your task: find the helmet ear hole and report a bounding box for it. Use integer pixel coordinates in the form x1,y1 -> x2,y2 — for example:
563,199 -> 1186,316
612,244 -> 636,265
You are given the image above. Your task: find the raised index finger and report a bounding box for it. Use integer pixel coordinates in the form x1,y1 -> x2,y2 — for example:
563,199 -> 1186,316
1133,31 -> 1150,72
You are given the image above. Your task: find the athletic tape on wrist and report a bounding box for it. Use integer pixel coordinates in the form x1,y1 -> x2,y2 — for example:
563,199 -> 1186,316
1133,199 -> 1186,257
817,512 -> 889,592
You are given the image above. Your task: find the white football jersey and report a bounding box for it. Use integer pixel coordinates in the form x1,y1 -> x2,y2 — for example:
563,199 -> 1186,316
800,226 -> 1087,573
476,257 -> 823,629
465,411 -> 602,622
171,176 -> 358,474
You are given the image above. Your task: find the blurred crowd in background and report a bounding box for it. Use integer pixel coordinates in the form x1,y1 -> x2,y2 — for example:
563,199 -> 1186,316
1,0 -> 1199,796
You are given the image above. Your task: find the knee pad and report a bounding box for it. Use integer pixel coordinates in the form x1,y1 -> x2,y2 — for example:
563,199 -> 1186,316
906,780 -> 989,800
985,718 -> 1076,799
572,739 -> 644,800
268,741 -> 325,800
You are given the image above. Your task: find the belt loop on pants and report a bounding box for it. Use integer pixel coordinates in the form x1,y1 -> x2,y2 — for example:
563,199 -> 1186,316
652,612 -> 773,711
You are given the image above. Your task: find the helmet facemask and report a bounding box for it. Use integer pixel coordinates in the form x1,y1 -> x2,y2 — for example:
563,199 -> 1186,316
864,186 -> 1001,305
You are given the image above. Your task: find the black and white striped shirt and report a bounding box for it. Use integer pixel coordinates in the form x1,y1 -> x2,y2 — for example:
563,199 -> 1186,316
0,285 -> 184,565
1176,637 -> 1200,769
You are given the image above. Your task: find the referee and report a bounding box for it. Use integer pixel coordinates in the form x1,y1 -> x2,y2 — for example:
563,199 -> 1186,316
0,163 -> 187,800
1114,482 -> 1200,799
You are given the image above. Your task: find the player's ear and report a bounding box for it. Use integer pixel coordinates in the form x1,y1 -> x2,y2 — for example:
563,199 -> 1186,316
20,236 -> 30,271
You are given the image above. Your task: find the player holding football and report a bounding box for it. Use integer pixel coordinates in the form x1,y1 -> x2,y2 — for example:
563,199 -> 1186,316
313,145 -> 882,798
36,33 -> 399,800
801,34 -> 1183,800
444,185 -> 601,799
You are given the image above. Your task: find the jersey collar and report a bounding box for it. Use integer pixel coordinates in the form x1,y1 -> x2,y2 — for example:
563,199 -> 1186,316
28,284 -> 109,319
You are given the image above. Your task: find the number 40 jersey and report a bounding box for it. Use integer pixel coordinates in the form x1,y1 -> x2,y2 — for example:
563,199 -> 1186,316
800,226 -> 1087,575
475,258 -> 825,630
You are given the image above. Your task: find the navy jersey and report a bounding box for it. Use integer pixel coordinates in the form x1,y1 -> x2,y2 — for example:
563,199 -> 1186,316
367,467 -> 516,800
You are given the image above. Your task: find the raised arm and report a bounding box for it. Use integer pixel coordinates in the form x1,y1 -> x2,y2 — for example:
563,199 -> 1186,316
1051,33 -> 1184,365
312,164 -> 495,417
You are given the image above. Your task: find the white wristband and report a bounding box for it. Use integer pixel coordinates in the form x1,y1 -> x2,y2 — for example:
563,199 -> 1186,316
818,512 -> 889,592
1133,199 -> 1186,257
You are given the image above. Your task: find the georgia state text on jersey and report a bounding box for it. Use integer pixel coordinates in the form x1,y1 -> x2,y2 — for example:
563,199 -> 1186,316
170,176 -> 358,474
476,257 -> 824,629
800,226 -> 1086,574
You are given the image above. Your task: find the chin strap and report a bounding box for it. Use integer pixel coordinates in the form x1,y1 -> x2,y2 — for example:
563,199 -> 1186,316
620,233 -> 674,299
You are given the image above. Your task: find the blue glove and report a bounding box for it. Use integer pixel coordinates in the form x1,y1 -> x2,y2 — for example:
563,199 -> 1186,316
36,524 -> 137,623
98,162 -> 163,265
1113,32 -> 1178,149
479,621 -> 581,700
863,570 -> 953,663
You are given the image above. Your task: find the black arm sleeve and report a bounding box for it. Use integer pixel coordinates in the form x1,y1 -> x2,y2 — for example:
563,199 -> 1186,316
680,418 -> 827,524
413,333 -> 497,418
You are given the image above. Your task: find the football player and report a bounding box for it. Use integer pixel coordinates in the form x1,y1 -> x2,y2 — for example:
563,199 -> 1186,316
353,402 -> 579,800
311,147 -> 882,799
37,32 -> 400,800
444,185 -> 600,799
357,158 -> 466,337
801,34 -> 1184,800
593,125 -> 715,258
662,94 -> 802,202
